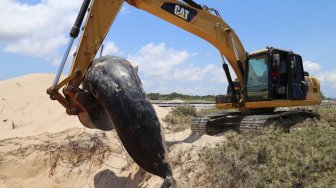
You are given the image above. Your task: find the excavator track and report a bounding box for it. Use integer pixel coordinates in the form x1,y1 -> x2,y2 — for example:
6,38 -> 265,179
191,110 -> 318,135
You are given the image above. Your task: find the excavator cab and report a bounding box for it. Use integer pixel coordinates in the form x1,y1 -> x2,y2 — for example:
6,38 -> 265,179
246,47 -> 308,102
216,47 -> 320,110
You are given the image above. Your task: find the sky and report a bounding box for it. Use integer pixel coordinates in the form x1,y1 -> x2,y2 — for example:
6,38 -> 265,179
0,0 -> 335,97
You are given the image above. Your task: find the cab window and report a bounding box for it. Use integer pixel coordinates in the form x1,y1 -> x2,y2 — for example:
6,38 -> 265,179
247,55 -> 269,101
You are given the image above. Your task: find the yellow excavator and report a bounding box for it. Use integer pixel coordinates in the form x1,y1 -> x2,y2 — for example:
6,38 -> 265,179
47,0 -> 321,133
46,0 -> 321,183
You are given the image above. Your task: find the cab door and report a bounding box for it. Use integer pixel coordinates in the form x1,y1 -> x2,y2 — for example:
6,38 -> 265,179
289,54 -> 307,99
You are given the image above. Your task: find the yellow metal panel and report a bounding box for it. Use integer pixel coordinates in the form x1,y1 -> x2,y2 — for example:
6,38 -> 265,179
244,100 -> 321,109
305,77 -> 321,102
69,0 -> 124,86
216,103 -> 235,109
217,98 -> 321,110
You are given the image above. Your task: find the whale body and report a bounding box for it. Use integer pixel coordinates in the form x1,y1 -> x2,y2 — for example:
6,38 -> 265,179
82,56 -> 173,180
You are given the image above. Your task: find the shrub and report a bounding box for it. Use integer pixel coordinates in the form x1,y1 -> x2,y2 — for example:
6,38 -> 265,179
196,107 -> 224,116
200,122 -> 336,187
162,105 -> 196,132
315,103 -> 336,127
170,105 -> 197,117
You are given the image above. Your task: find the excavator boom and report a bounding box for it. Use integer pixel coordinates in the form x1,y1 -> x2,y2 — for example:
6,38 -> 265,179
68,0 -> 247,87
47,0 -> 249,117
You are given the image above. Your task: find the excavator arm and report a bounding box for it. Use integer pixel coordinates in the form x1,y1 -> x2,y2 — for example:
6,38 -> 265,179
47,0 -> 248,116
45,0 -> 322,181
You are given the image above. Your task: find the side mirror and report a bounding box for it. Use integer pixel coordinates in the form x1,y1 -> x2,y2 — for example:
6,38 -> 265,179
304,71 -> 309,76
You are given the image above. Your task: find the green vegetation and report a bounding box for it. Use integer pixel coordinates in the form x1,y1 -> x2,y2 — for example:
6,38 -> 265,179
162,105 -> 196,132
314,103 -> 336,127
162,103 -> 336,186
200,105 -> 336,187
162,105 -> 232,132
147,92 -> 215,102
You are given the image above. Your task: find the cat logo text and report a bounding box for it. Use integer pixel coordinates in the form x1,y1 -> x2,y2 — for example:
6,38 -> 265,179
161,3 -> 197,23
174,5 -> 189,21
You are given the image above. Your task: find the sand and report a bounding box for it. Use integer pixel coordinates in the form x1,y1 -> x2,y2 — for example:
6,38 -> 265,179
0,74 -> 225,187
0,74 -> 85,139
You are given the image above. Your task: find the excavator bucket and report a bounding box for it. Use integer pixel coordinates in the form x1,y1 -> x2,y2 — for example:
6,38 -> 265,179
76,90 -> 114,131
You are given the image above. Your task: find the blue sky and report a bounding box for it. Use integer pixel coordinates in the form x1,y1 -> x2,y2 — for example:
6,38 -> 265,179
1,0 -> 335,97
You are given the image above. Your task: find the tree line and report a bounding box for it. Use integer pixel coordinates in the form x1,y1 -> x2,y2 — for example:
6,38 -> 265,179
146,92 -> 215,101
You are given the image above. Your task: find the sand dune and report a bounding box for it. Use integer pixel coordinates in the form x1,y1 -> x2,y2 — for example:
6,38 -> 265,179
0,74 -> 85,139
0,74 -> 224,187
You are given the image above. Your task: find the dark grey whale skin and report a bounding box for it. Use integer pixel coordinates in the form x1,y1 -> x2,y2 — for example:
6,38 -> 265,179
82,56 -> 172,179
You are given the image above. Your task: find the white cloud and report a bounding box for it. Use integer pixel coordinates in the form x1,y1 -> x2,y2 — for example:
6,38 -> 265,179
303,61 -> 336,88
128,43 -> 190,79
317,70 -> 336,88
0,0 -> 82,64
127,43 -> 231,95
0,0 -> 134,66
120,4 -> 132,15
175,85 -> 211,95
93,41 -> 121,59
101,41 -> 120,56
128,43 -> 227,82
172,64 -> 227,83
303,60 -> 336,97
303,61 -> 321,74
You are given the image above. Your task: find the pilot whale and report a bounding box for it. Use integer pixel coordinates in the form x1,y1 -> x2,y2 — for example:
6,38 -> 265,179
82,56 -> 174,186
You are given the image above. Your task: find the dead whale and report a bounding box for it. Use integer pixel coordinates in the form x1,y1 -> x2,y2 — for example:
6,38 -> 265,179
82,56 -> 174,184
